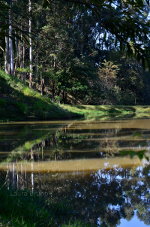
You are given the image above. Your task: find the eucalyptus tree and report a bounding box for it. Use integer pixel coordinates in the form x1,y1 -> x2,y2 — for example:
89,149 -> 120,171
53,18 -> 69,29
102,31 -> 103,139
29,0 -> 33,87
2,0 -> 14,75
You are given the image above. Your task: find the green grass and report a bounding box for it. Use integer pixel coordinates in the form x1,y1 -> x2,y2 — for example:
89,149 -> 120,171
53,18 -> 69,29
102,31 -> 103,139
1,70 -> 150,121
61,104 -> 150,120
0,187 -> 93,227
0,70 -> 79,121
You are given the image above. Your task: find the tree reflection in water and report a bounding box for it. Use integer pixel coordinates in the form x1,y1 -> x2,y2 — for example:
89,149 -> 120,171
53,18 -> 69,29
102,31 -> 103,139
1,164 -> 150,227
0,120 -> 150,226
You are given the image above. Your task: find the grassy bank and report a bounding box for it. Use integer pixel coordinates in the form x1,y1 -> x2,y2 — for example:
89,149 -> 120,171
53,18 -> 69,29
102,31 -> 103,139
1,70 -> 150,121
61,104 -> 150,120
0,70 -> 79,121
0,187 -> 91,227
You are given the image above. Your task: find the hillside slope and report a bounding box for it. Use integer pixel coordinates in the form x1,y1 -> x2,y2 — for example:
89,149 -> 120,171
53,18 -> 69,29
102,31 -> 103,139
0,71 -> 78,121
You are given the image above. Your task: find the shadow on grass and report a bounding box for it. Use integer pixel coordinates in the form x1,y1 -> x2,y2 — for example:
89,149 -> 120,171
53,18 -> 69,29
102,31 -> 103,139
0,76 -> 80,121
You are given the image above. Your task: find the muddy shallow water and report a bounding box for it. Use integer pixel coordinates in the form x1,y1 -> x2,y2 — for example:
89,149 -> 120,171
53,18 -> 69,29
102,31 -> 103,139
0,119 -> 150,226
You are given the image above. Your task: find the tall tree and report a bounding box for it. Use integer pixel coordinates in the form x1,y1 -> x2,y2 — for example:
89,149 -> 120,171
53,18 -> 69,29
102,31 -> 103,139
29,0 -> 33,87
5,0 -> 14,75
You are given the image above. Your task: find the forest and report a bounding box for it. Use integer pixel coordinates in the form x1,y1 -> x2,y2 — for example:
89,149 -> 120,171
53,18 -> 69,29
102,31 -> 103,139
0,1 -> 150,227
0,0 -> 150,115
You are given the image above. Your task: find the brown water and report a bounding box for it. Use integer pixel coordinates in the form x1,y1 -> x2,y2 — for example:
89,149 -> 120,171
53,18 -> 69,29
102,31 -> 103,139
0,119 -> 150,226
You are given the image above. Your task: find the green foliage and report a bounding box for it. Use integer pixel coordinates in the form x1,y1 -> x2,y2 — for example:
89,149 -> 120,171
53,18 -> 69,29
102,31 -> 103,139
96,53 -> 146,105
33,1 -> 148,105
16,67 -> 31,73
42,0 -> 150,67
98,60 -> 120,104
0,70 -> 79,121
0,0 -> 150,107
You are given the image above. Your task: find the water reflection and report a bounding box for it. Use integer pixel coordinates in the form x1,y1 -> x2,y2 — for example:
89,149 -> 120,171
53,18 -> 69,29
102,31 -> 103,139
0,119 -> 150,226
0,119 -> 150,163
1,165 -> 150,226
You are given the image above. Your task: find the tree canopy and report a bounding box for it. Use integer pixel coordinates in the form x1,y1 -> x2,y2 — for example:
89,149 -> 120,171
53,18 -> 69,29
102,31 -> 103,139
42,0 -> 150,68
0,0 -> 149,104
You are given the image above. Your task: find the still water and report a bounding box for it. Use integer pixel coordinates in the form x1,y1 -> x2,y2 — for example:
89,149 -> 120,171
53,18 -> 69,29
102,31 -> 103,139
0,119 -> 150,226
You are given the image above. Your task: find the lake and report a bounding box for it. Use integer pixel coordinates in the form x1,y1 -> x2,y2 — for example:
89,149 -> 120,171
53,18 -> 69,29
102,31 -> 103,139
0,119 -> 150,226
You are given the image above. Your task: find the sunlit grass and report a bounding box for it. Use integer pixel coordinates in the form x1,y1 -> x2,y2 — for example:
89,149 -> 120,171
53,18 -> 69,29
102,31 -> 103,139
61,104 -> 150,120
0,70 -> 78,121
1,70 -> 150,121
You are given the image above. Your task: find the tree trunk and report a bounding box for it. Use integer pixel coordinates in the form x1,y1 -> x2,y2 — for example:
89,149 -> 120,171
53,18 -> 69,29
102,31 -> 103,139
5,0 -> 14,75
29,0 -> 33,88
5,36 -> 9,74
41,78 -> 45,95
22,41 -> 25,68
9,0 -> 14,75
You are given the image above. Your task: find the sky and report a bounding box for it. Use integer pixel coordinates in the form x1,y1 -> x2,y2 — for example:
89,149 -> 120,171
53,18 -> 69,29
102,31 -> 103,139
119,215 -> 148,227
